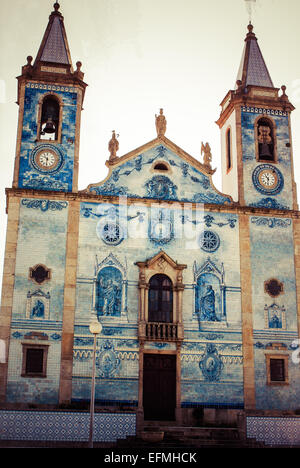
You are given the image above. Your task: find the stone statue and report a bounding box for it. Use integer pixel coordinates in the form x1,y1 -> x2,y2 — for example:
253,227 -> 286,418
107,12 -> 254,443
155,108 -> 167,136
201,142 -> 213,169
108,130 -> 119,161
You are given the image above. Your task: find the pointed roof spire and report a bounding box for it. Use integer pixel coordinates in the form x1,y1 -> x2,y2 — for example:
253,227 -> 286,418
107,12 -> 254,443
34,2 -> 73,70
235,23 -> 274,89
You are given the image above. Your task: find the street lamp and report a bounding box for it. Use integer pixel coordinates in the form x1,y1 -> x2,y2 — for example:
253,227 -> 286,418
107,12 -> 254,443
88,319 -> 102,448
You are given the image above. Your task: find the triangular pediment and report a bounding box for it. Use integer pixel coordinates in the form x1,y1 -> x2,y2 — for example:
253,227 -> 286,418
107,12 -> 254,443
136,250 -> 187,285
83,135 -> 233,206
136,250 -> 187,271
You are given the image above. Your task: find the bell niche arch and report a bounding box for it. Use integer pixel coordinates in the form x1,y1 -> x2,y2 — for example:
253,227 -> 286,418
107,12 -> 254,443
254,115 -> 277,163
37,93 -> 63,142
136,251 -> 187,342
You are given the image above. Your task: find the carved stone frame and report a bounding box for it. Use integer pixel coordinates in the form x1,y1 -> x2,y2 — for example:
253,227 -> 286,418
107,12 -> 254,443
135,250 -> 187,429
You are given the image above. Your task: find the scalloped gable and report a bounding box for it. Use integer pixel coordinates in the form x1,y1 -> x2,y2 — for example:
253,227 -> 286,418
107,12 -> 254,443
83,136 -> 233,205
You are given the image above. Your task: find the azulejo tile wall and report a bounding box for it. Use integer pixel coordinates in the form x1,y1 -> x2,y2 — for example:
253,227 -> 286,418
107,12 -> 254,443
87,145 -> 232,204
250,215 -> 300,409
241,107 -> 293,210
0,410 -> 136,442
6,198 -> 69,403
18,83 -> 78,192
73,198 -> 243,408
247,416 -> 300,446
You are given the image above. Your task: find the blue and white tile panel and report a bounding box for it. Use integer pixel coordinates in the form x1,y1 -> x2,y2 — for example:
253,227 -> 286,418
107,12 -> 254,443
0,410 -> 136,442
247,416 -> 300,446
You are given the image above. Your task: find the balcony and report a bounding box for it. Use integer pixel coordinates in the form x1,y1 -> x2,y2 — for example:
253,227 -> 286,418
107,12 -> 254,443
144,322 -> 179,341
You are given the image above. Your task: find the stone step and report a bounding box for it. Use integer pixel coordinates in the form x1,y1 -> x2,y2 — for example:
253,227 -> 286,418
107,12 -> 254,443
116,426 -> 268,449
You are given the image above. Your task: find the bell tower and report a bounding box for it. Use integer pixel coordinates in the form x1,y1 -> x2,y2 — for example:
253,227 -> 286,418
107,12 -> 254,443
217,24 -> 297,210
13,2 -> 87,193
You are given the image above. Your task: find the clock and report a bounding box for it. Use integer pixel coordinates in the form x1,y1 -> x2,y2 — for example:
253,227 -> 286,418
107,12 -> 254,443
252,164 -> 284,195
30,145 -> 63,174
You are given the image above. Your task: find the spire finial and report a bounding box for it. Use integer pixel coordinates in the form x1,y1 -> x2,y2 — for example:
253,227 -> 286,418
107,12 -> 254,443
52,2 -> 62,16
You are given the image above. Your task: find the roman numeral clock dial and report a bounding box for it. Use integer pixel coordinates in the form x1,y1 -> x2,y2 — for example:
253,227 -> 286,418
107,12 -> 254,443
30,145 -> 64,174
252,164 -> 284,196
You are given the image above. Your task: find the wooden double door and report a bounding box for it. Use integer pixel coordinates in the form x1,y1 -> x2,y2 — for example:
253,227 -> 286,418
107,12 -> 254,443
143,354 -> 176,421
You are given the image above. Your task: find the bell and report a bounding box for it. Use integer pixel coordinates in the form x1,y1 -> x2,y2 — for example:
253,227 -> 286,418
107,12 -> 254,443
43,118 -> 56,134
260,143 -> 273,159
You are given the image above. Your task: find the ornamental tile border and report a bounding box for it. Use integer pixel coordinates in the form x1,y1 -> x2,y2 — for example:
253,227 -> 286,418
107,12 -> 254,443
0,410 -> 136,442
247,416 -> 300,446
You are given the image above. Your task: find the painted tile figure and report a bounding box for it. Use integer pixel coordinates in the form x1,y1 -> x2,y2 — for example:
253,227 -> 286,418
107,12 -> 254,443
196,273 -> 221,323
96,267 -> 122,317
31,300 -> 45,319
200,285 -> 217,321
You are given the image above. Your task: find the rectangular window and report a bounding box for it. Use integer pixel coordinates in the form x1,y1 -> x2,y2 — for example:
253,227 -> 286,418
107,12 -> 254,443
26,348 -> 44,374
270,358 -> 285,382
226,128 -> 232,172
266,354 -> 288,385
22,344 -> 48,378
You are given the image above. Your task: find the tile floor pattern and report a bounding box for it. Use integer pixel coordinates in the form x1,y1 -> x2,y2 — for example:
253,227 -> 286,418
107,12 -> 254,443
0,410 -> 136,442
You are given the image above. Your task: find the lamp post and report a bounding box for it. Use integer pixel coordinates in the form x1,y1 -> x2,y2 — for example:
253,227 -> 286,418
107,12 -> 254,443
88,319 -> 102,448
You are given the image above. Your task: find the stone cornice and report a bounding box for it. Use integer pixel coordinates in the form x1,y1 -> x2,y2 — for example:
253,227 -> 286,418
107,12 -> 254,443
216,87 -> 295,128
5,187 -> 300,218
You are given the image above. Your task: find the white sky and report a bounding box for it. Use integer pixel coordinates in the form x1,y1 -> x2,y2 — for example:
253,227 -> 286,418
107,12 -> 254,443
0,0 -> 300,288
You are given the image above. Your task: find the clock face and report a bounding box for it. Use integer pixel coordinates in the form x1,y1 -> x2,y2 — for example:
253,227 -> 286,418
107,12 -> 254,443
252,164 -> 284,195
258,169 -> 277,189
37,151 -> 58,169
30,145 -> 63,174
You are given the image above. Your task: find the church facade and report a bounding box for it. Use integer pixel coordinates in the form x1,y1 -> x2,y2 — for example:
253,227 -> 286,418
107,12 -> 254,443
0,3 -> 300,428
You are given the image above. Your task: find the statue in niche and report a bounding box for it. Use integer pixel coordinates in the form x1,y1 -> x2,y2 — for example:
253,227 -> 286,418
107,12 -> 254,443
200,285 -> 218,321
97,266 -> 122,317
31,299 -> 45,318
155,108 -> 167,136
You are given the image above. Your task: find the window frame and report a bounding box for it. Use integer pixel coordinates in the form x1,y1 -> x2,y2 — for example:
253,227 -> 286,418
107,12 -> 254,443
225,127 -> 232,173
266,353 -> 289,386
21,343 -> 49,378
148,273 -> 173,323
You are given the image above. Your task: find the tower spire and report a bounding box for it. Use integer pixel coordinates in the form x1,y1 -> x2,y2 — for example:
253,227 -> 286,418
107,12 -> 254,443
34,2 -> 73,71
235,23 -> 274,89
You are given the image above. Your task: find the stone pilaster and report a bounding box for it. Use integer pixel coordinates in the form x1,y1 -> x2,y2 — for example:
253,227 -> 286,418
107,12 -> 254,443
239,213 -> 256,409
0,196 -> 21,402
58,199 -> 80,403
